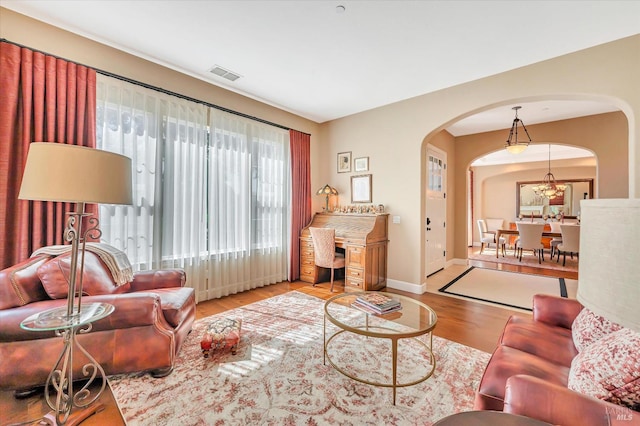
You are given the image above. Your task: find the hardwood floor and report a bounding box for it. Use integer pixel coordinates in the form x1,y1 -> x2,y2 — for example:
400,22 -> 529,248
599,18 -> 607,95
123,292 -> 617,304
2,258 -> 567,425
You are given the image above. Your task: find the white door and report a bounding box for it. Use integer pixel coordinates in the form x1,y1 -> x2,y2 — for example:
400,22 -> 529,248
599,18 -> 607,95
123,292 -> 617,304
426,146 -> 447,277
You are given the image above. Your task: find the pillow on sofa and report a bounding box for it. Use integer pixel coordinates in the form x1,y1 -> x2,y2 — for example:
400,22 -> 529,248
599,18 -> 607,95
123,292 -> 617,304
38,251 -> 131,299
0,255 -> 51,309
572,307 -> 623,352
568,327 -> 640,410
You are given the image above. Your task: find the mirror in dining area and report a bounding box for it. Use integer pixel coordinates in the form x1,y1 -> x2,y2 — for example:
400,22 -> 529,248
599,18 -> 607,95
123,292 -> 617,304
516,179 -> 594,218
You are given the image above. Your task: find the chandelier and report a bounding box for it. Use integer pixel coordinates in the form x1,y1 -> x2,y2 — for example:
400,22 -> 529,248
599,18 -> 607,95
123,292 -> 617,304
532,144 -> 567,199
504,106 -> 532,154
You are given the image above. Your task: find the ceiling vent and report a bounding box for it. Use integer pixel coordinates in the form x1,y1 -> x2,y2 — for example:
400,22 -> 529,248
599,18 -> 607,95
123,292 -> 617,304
208,65 -> 241,82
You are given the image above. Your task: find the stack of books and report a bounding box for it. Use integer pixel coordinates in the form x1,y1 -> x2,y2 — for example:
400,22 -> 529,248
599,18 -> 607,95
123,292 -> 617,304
352,293 -> 402,315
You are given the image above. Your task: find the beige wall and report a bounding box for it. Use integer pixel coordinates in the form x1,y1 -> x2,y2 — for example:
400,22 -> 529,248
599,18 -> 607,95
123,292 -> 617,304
3,8 -> 639,289
464,111 -> 627,246
320,36 -> 639,287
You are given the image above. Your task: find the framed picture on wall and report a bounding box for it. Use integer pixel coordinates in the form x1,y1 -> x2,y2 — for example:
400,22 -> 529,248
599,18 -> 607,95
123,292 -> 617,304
337,152 -> 352,173
354,157 -> 369,172
351,174 -> 372,203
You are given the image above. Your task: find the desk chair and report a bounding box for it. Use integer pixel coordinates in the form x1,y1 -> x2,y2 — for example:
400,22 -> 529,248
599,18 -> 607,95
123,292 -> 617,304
556,224 -> 580,266
515,222 -> 545,263
478,219 -> 506,256
309,227 -> 346,292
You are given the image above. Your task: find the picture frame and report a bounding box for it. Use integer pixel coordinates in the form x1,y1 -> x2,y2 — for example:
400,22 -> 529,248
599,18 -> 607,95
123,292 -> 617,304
337,151 -> 352,173
354,157 -> 369,172
351,174 -> 372,203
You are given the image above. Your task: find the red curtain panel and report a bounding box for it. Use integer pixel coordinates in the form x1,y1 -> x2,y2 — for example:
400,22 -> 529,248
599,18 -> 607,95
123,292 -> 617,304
0,41 -> 97,269
289,130 -> 312,281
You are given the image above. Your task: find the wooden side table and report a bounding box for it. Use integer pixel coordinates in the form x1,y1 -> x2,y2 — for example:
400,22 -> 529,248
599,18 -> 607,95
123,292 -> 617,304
433,411 -> 552,426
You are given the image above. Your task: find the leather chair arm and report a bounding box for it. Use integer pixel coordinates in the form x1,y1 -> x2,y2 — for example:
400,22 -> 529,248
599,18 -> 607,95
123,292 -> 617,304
504,375 -> 640,426
0,293 -> 172,342
533,294 -> 583,329
130,269 -> 186,292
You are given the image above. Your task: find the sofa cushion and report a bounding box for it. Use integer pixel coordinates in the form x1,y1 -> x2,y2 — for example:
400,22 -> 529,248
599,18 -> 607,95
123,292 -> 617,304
38,251 -> 131,299
474,345 -> 570,411
568,328 -> 640,410
0,255 -> 51,309
572,307 -> 623,353
500,315 -> 577,367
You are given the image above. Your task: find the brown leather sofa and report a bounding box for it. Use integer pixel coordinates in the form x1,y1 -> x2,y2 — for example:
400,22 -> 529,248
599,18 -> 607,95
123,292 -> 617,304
475,294 -> 640,426
0,252 -> 196,393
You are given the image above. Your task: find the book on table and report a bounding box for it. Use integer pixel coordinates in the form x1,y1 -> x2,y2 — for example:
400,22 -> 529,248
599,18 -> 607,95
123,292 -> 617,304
354,293 -> 401,314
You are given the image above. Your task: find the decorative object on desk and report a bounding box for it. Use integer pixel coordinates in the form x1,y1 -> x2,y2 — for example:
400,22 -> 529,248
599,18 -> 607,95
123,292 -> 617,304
316,184 -> 338,211
18,142 -> 132,425
337,151 -> 351,173
530,144 -> 567,200
351,174 -> 372,203
354,156 -> 369,172
504,106 -> 531,154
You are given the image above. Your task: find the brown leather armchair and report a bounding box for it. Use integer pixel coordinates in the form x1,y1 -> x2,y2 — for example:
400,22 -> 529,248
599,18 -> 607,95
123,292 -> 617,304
0,252 -> 196,393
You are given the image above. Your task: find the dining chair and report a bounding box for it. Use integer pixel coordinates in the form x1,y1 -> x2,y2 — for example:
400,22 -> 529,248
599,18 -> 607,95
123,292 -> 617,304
309,227 -> 346,292
549,221 -> 563,259
556,224 -> 580,266
477,219 -> 506,256
515,222 -> 545,263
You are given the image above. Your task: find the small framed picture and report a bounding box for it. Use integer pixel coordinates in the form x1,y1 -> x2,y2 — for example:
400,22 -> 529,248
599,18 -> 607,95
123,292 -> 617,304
337,152 -> 351,173
351,174 -> 372,203
354,157 -> 369,172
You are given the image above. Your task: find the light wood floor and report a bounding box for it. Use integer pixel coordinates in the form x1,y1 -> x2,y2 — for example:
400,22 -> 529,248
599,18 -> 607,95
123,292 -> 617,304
2,255 -> 572,425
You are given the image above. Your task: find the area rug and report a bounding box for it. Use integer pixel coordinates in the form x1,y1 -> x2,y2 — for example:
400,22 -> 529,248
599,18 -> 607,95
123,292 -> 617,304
108,291 -> 491,425
468,248 -> 578,273
438,267 -> 578,311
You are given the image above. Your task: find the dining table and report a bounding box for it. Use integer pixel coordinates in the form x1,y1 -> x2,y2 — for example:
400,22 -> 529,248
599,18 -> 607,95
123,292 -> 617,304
494,228 -> 562,258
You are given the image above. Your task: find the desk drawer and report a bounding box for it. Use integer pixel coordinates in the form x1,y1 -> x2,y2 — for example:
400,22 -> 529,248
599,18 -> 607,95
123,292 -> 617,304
345,276 -> 363,289
346,267 -> 364,280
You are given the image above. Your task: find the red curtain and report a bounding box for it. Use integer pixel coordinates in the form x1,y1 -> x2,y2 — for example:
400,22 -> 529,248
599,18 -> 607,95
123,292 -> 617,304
289,130 -> 312,281
0,41 -> 97,269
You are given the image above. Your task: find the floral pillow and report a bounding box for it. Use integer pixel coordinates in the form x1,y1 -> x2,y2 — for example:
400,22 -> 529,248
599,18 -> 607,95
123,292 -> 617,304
572,308 -> 623,352
568,328 -> 640,410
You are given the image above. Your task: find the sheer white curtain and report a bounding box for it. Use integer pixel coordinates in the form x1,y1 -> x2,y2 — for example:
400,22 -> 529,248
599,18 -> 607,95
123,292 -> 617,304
96,75 -> 290,302
203,109 -> 289,300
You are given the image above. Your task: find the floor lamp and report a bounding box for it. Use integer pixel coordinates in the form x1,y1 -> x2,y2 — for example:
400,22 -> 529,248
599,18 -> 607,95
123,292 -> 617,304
18,142 -> 132,425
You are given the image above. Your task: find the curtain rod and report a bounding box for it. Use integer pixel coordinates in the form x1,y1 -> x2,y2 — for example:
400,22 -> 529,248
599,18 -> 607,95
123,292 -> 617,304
1,38 -> 311,136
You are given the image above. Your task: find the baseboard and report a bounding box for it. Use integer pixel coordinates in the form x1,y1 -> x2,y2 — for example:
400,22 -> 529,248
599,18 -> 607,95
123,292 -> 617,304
386,278 -> 426,294
388,259 -> 470,295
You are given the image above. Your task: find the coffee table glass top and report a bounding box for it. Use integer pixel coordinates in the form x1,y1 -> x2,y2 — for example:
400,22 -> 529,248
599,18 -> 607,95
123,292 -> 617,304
324,291 -> 437,338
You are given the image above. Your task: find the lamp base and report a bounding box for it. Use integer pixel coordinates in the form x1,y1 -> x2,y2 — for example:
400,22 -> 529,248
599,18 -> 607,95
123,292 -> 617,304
42,403 -> 104,426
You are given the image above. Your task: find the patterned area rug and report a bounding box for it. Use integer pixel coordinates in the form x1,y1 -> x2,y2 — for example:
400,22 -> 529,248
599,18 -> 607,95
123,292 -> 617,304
109,291 -> 490,425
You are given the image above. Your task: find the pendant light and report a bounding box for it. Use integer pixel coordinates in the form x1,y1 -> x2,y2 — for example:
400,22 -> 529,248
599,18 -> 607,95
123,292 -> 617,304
504,106 -> 532,154
532,144 -> 567,199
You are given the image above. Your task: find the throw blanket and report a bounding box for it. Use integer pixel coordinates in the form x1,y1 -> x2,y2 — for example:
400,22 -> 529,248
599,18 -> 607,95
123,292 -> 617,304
31,243 -> 134,286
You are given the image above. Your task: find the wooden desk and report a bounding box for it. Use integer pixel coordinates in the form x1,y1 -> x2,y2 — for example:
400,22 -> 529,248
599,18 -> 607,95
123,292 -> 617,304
495,229 -> 561,258
300,212 -> 389,291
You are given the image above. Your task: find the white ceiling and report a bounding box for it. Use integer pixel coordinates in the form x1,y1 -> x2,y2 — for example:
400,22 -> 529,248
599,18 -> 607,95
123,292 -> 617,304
2,0 -> 639,126
2,1 -> 637,165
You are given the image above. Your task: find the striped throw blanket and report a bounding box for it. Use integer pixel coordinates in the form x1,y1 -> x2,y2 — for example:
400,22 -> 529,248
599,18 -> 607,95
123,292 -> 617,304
31,243 -> 134,286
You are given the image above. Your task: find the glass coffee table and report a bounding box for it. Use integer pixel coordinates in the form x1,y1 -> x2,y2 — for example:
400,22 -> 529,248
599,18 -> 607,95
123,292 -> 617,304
323,291 -> 438,405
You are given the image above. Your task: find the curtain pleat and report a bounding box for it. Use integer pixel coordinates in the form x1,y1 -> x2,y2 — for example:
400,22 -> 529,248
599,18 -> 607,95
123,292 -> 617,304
288,130 -> 312,281
0,41 -> 96,269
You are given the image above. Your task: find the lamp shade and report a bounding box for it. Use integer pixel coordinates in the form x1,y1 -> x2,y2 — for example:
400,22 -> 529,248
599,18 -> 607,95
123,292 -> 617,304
577,198 -> 640,332
316,184 -> 338,196
18,142 -> 132,205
